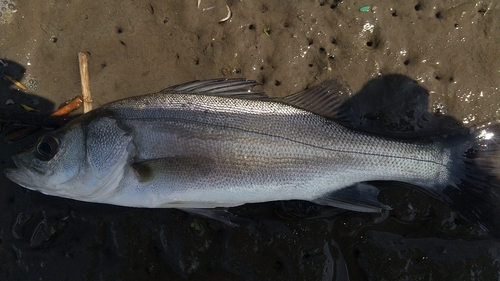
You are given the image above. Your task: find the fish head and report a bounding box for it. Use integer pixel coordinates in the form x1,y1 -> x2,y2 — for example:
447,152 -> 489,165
5,126 -> 88,197
5,115 -> 134,201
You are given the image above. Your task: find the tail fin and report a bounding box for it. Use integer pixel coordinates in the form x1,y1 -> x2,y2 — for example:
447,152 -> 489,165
444,124 -> 500,236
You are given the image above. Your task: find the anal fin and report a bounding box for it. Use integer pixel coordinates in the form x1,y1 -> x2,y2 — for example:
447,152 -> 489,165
181,208 -> 239,227
312,183 -> 391,213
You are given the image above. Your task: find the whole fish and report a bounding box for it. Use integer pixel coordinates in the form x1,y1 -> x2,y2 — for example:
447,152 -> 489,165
4,78 -> 500,221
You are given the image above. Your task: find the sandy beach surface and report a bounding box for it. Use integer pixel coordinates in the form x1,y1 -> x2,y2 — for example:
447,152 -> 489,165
1,1 -> 500,280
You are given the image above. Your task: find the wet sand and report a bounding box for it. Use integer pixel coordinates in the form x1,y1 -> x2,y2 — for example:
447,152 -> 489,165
1,1 -> 500,280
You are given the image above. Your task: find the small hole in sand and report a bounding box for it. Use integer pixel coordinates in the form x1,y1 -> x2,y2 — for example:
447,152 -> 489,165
330,3 -> 339,10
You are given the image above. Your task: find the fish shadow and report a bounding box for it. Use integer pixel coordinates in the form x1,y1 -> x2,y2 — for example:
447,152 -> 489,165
0,59 -> 55,116
0,60 -> 72,221
0,59 -> 77,142
340,74 -> 467,138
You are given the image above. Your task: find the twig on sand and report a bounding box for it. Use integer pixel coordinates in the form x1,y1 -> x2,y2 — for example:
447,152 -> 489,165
2,114 -> 74,142
4,125 -> 41,142
0,114 -> 72,128
78,52 -> 92,113
50,96 -> 83,117
3,73 -> 27,90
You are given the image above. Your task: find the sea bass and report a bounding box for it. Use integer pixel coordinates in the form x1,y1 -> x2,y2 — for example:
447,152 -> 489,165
5,78 -> 500,217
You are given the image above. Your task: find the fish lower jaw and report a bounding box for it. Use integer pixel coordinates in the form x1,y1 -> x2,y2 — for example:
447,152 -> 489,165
5,168 -> 38,190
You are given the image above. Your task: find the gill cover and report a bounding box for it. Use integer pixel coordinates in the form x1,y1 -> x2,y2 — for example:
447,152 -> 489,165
86,117 -> 133,179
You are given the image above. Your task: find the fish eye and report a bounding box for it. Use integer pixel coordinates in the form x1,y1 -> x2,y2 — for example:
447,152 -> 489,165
36,135 -> 60,160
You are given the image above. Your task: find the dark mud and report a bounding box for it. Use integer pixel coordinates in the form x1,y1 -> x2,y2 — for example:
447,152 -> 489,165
1,1 -> 500,280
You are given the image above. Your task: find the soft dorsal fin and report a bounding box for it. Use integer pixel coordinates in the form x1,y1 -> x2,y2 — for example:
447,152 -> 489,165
160,78 -> 267,99
275,77 -> 353,121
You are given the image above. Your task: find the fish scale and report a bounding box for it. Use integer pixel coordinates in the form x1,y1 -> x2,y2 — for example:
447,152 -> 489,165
91,92 -> 453,208
108,93 -> 446,163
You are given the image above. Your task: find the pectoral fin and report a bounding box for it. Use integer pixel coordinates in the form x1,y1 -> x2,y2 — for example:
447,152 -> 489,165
312,183 -> 391,213
131,156 -> 215,183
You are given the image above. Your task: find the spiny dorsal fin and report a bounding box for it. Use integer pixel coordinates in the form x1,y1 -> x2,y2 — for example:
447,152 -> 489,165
160,78 -> 267,99
275,77 -> 353,121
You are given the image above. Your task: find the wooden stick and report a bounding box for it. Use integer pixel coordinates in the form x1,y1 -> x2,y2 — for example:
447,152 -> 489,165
0,113 -> 74,128
4,126 -> 41,142
78,52 -> 92,113
50,96 -> 83,116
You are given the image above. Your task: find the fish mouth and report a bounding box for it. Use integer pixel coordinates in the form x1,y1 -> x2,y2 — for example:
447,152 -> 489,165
5,167 -> 35,190
4,155 -> 40,191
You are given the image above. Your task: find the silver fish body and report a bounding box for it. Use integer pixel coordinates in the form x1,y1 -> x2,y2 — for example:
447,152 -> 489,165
5,79 -> 458,210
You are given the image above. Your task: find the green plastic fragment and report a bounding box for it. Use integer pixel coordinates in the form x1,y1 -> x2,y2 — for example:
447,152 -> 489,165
190,220 -> 205,236
360,6 -> 370,12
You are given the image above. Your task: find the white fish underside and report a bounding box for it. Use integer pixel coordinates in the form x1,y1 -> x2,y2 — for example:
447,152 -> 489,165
100,93 -> 451,208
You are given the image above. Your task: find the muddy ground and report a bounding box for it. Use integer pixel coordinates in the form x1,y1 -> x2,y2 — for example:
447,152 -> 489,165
1,1 -> 500,280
